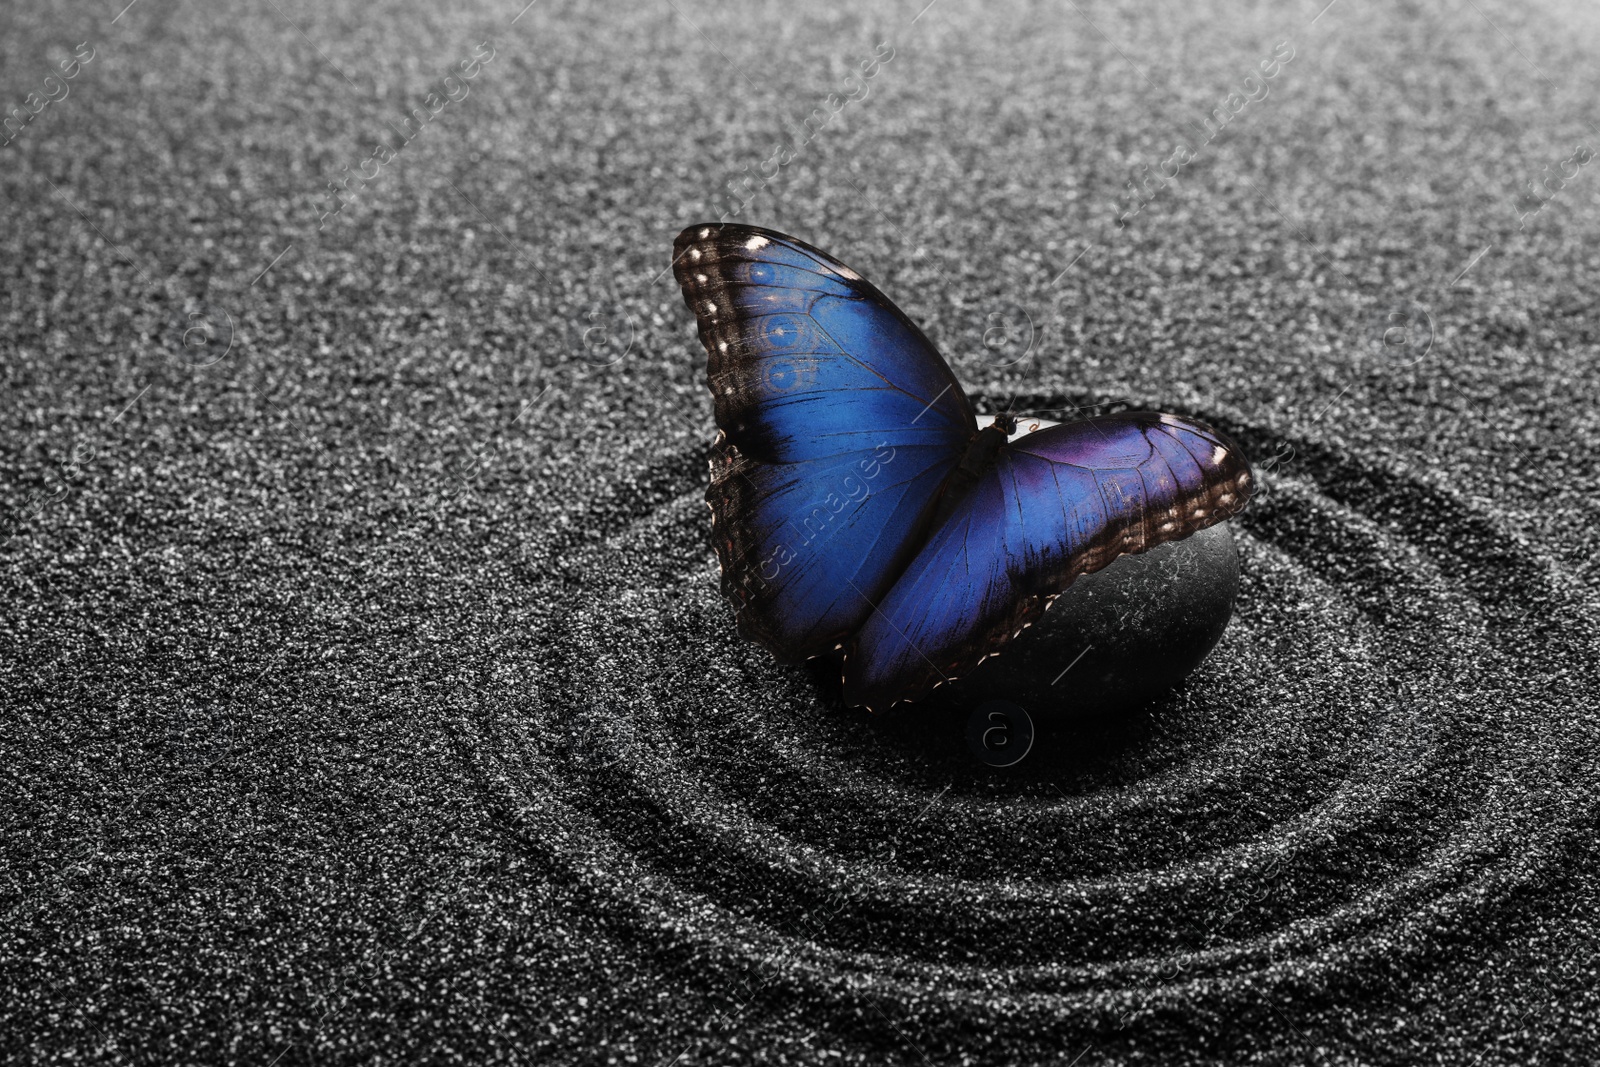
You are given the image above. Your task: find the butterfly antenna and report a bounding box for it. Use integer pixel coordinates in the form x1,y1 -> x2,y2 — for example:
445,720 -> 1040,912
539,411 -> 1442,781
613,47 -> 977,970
1007,398 -> 1135,421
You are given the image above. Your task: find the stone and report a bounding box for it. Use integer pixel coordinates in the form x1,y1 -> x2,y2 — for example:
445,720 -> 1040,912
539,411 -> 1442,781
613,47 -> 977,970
942,522 -> 1241,719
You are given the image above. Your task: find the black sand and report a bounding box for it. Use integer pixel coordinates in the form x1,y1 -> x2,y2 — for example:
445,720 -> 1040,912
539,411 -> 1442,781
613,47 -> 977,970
4,0 -> 1599,1063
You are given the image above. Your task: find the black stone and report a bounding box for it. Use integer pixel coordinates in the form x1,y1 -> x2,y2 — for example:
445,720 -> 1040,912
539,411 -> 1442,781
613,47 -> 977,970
942,522 -> 1241,719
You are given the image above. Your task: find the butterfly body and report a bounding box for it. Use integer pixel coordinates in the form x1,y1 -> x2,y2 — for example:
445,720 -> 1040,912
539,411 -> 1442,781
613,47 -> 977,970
672,223 -> 1252,712
925,414 -> 1014,532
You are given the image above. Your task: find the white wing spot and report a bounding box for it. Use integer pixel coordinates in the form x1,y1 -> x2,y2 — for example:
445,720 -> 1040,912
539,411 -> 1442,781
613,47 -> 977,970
699,227 -> 712,238
745,235 -> 770,250
1211,444 -> 1228,464
696,273 -> 708,283
689,248 -> 701,262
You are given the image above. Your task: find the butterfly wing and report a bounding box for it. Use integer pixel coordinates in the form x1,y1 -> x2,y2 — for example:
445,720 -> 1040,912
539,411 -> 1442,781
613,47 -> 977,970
673,223 -> 977,660
841,412 -> 1254,711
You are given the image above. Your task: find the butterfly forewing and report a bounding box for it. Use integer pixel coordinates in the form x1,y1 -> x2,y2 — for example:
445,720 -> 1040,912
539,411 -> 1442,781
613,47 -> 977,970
673,224 -> 977,660
841,413 -> 1254,711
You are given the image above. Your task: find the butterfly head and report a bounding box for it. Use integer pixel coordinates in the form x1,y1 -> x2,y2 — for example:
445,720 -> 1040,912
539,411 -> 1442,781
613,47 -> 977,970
990,411 -> 1018,437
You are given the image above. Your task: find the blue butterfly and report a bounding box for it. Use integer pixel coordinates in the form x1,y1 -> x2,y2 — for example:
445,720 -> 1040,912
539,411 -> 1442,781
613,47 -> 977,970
672,224 -> 1254,712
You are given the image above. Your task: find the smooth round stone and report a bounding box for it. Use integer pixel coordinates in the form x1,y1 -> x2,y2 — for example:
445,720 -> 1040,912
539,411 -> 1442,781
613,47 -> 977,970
943,522 -> 1241,719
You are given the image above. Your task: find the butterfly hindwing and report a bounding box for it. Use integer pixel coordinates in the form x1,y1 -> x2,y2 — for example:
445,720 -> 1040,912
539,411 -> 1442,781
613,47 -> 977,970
673,224 -> 977,659
841,413 -> 1254,711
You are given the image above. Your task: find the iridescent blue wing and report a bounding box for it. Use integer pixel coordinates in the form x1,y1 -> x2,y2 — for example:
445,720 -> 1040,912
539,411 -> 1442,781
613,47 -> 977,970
841,413 -> 1254,711
672,223 -> 977,660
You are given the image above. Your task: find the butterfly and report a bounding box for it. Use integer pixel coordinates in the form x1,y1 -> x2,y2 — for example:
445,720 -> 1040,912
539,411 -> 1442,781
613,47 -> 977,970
671,223 -> 1253,713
